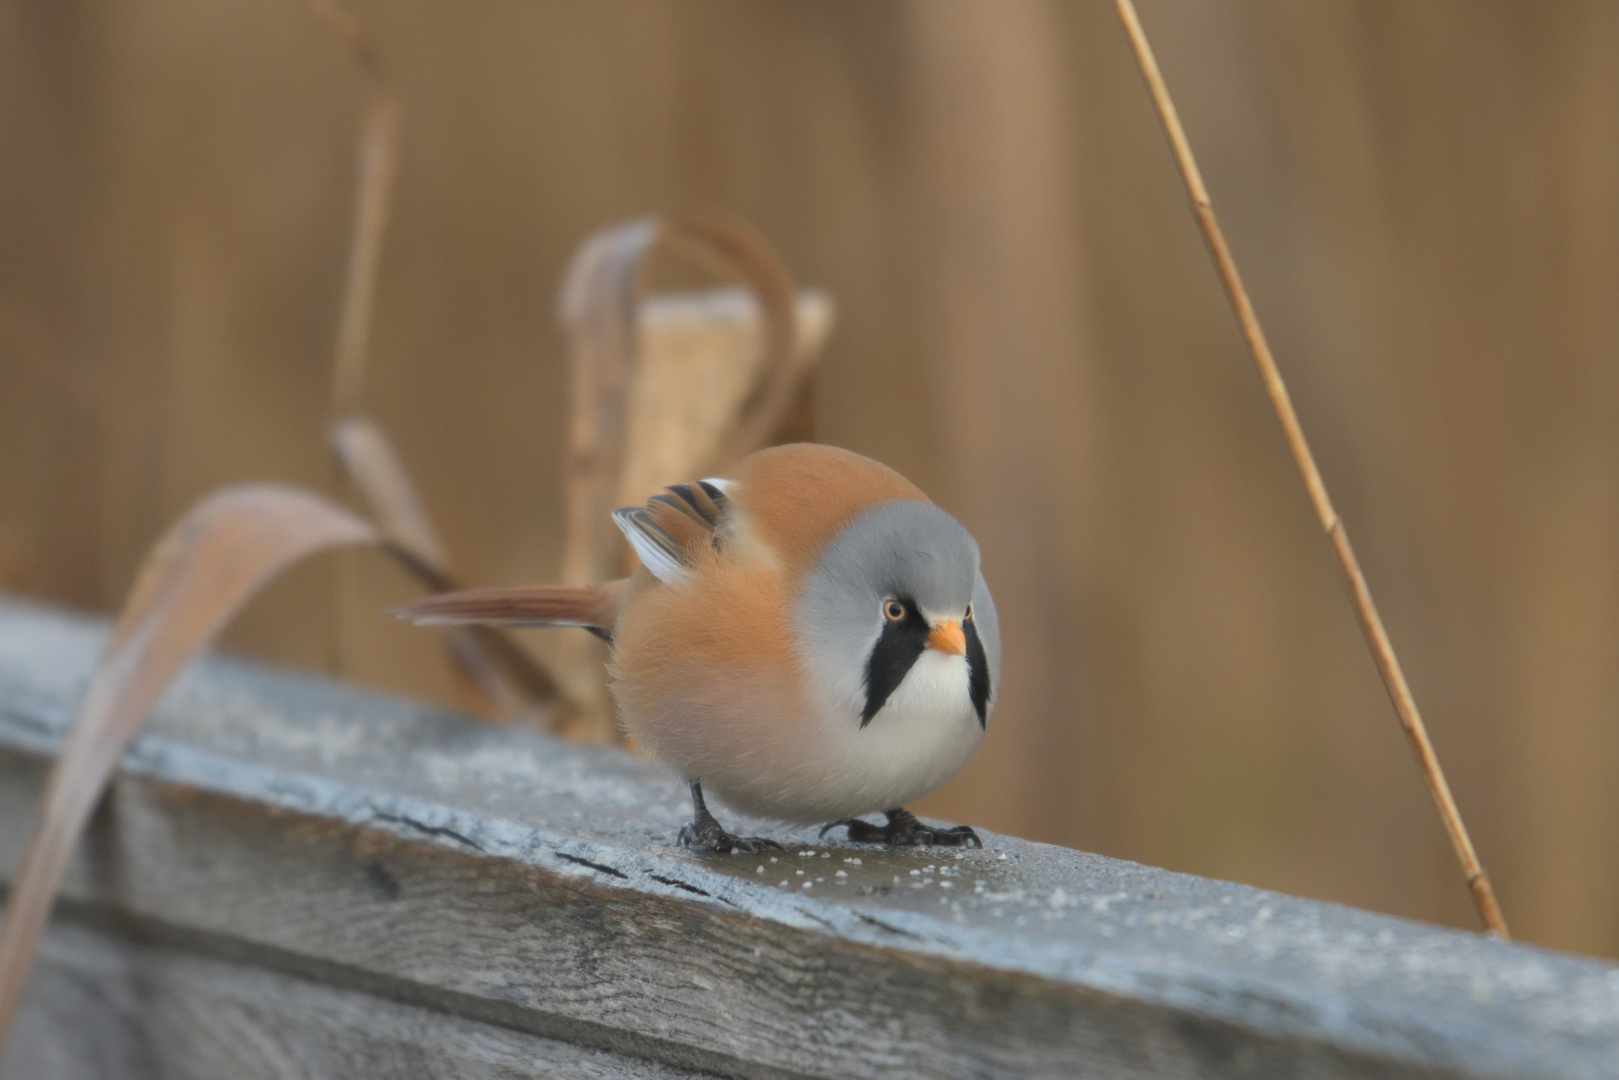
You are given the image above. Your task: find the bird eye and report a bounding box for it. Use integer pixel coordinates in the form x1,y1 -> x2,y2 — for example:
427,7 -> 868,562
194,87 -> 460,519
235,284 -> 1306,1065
965,602 -> 974,621
884,600 -> 906,622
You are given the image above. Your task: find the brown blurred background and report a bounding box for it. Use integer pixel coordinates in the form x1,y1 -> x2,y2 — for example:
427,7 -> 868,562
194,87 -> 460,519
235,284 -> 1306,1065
2,0 -> 1617,957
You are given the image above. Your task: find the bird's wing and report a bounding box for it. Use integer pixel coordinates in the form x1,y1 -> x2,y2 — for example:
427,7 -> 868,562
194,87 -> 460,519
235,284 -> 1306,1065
393,580 -> 626,639
612,479 -> 731,584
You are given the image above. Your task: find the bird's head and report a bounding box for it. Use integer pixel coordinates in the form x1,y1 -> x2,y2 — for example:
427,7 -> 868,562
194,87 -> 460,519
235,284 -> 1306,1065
794,500 -> 999,730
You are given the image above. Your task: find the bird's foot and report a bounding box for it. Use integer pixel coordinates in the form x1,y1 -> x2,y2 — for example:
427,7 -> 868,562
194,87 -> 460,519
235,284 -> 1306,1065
821,807 -> 982,848
679,818 -> 783,855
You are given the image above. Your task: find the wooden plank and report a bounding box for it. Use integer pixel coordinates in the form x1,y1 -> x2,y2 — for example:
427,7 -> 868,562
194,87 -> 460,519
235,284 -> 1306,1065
1,597 -> 1618,1079
9,921 -> 711,1079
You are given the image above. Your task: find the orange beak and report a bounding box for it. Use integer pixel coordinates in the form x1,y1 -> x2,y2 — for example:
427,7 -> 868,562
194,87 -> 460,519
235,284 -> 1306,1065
927,619 -> 967,656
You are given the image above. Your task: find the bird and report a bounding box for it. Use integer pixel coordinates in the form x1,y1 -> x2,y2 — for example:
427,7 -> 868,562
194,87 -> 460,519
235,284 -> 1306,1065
395,443 -> 1000,853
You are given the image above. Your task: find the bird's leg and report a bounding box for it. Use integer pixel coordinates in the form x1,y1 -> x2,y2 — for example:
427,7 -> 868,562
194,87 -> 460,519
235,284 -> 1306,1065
678,781 -> 783,855
821,807 -> 981,848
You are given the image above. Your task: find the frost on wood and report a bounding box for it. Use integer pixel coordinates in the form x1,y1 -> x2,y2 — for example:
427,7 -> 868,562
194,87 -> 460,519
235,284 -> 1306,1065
1,598 -> 1617,1080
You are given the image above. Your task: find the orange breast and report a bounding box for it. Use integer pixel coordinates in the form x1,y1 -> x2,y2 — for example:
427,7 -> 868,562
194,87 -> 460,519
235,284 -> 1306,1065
609,444 -> 933,778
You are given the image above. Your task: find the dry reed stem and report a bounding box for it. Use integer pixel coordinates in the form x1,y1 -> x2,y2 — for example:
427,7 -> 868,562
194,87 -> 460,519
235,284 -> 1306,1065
0,487 -> 383,1051
380,544 -> 567,708
313,0 -> 398,686
1112,0 -> 1507,938
312,0 -> 399,419
311,2 -> 543,717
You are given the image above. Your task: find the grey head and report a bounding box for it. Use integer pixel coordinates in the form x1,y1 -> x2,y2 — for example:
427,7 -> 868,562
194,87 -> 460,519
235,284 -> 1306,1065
794,499 -> 1000,729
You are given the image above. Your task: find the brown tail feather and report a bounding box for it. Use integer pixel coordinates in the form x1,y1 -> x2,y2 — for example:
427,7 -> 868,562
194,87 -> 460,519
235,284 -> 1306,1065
393,581 -> 626,638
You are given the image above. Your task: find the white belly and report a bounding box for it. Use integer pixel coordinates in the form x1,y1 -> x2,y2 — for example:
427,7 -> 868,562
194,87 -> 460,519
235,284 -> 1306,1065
697,649 -> 984,824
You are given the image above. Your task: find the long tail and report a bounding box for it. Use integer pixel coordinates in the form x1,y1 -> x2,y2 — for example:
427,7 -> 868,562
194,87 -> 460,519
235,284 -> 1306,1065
392,580 -> 626,641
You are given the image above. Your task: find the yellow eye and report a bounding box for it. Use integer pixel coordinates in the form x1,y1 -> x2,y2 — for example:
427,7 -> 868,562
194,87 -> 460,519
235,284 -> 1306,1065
884,600 -> 907,622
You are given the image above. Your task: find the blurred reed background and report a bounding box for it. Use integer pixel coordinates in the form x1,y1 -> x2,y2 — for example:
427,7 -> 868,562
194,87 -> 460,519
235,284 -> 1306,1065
1,0 -> 1617,956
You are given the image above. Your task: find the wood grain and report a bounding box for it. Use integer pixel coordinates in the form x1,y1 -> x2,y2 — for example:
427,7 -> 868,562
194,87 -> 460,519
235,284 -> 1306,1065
1,599 -> 1616,1080
8,923 -> 708,1080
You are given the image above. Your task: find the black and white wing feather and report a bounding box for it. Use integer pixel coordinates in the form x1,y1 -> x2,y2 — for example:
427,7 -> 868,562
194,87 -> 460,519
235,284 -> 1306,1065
612,478 -> 732,584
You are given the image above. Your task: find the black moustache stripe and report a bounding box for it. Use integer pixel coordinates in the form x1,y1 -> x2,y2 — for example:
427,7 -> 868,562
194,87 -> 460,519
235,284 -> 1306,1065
964,613 -> 990,728
861,599 -> 928,727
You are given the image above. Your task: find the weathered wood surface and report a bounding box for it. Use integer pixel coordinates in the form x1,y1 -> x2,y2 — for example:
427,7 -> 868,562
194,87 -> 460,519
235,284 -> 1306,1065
0,598 -> 1617,1080
12,922 -> 705,1080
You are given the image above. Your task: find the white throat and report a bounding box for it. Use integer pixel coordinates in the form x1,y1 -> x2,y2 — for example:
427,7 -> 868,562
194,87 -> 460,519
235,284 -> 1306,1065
797,648 -> 984,823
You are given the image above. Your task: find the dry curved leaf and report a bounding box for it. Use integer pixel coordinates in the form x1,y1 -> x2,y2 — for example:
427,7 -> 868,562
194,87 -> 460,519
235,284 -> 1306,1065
665,214 -> 800,473
549,221 -> 659,740
557,217 -> 659,588
0,485 -> 380,1049
553,214 -> 810,741
557,213 -> 804,584
621,286 -> 832,508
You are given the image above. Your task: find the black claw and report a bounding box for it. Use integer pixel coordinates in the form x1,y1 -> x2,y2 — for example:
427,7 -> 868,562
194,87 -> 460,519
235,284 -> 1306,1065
679,780 -> 783,855
823,808 -> 983,849
925,825 -> 984,849
679,820 -> 781,855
